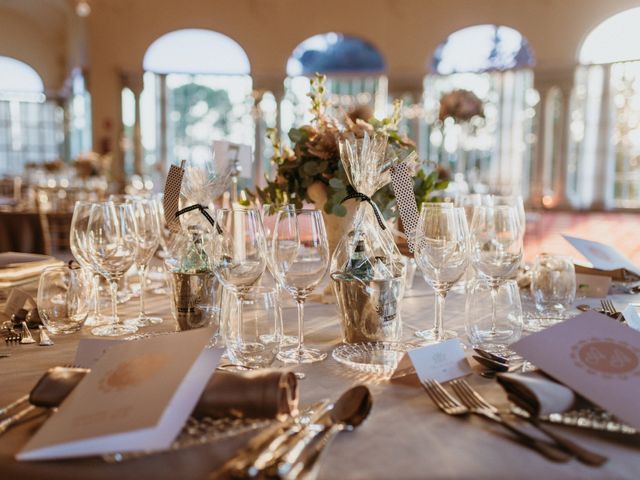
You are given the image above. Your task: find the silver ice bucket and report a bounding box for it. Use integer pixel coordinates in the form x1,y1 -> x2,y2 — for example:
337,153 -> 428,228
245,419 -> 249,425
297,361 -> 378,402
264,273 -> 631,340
331,271 -> 403,343
168,270 -> 219,331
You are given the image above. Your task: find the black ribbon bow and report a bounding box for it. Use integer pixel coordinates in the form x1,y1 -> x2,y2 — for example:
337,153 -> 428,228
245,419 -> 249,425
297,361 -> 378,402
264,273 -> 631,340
175,204 -> 223,234
340,190 -> 387,230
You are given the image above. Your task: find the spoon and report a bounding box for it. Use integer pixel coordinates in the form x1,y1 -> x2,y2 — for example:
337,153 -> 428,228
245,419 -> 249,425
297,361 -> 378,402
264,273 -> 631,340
278,385 -> 373,479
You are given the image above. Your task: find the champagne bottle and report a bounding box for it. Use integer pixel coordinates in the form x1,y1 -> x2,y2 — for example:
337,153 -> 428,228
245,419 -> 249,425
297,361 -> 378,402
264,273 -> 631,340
345,238 -> 374,281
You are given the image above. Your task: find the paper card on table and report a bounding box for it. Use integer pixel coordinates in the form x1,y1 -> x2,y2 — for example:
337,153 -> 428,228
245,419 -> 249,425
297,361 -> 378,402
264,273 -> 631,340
393,339 -> 471,382
563,235 -> 640,277
3,288 -> 34,317
17,328 -> 222,461
622,305 -> 640,331
575,273 -> 611,298
213,140 -> 253,179
73,338 -> 126,368
511,311 -> 640,430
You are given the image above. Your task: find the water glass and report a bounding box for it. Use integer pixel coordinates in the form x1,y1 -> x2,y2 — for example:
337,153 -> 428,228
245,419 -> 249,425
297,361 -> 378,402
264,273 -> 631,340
37,266 -> 91,334
223,286 -> 282,369
465,278 -> 523,353
531,253 -> 576,319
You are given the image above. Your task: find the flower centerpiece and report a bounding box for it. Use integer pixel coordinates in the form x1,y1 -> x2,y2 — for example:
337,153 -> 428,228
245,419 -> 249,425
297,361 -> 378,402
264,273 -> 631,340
256,74 -> 449,251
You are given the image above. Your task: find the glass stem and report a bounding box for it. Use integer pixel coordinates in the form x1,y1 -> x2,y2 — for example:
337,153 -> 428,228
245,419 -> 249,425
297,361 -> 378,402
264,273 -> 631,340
92,273 -> 101,317
434,290 -> 447,342
490,285 -> 498,334
109,280 -> 119,323
138,264 -> 147,317
295,297 -> 305,354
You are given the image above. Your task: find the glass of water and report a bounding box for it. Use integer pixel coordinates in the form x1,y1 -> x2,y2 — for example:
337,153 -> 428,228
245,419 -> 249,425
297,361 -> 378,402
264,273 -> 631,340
531,253 -> 576,321
223,286 -> 282,369
37,265 -> 91,334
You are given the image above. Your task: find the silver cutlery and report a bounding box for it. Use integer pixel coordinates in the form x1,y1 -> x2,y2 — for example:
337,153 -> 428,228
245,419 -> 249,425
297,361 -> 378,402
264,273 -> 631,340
600,299 -> 625,322
423,378 -> 569,462
38,326 -> 54,346
276,385 -> 372,480
451,379 -> 606,466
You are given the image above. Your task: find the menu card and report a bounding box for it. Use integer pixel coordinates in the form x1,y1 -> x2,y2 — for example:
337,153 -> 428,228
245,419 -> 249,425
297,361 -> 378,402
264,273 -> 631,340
17,328 -> 222,461
511,311 -> 640,430
564,235 -> 640,278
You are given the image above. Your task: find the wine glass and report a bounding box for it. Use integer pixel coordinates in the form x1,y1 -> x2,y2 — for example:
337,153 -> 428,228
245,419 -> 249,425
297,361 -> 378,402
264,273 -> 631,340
108,194 -> 137,302
69,201 -> 113,327
260,203 -> 298,346
86,202 -> 139,336
152,193 -> 175,294
469,205 -> 523,340
125,198 -> 162,327
414,205 -> 469,342
272,209 -> 329,363
213,207 -> 267,292
489,195 -> 526,237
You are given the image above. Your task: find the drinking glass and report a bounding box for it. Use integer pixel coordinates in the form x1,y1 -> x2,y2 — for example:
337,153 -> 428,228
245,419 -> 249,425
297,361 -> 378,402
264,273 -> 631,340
531,253 -> 576,322
87,202 -> 138,336
125,198 -> 162,327
489,195 -> 526,237
261,204 -> 297,346
469,205 -> 523,340
414,205 -> 469,342
37,265 -> 91,334
465,278 -> 523,353
108,194 -> 138,302
69,201 -> 113,327
223,286 -> 282,368
152,193 -> 174,294
272,209 -> 329,363
213,207 -> 267,292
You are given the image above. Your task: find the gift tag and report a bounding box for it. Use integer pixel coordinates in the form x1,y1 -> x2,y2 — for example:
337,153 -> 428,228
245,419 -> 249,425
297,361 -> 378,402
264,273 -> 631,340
393,339 -> 472,382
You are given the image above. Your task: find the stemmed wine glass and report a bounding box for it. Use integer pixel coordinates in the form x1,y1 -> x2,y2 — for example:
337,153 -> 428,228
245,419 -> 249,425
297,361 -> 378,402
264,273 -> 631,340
271,209 -> 329,363
260,204 -> 297,346
414,205 -> 469,342
125,198 -> 162,327
152,193 -> 175,294
86,202 -> 139,336
213,207 -> 267,292
69,201 -> 113,327
469,205 -> 523,339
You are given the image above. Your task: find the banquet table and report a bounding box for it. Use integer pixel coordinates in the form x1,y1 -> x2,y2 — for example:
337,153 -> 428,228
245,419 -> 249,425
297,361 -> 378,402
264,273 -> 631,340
1,281 -> 639,480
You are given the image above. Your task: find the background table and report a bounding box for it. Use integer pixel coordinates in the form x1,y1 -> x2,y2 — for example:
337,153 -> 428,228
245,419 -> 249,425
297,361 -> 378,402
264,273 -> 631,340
1,282 -> 639,479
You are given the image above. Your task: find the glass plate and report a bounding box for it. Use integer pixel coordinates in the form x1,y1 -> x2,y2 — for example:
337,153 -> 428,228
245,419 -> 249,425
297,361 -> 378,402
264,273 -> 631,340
332,342 -> 410,378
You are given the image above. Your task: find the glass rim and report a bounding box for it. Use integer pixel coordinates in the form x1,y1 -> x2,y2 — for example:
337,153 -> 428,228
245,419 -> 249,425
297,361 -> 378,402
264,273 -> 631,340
228,285 -> 278,297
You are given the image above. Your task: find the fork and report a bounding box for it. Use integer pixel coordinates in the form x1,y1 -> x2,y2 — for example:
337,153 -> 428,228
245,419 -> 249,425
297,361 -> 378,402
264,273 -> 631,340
451,379 -> 607,466
442,379 -> 570,462
601,299 -> 616,316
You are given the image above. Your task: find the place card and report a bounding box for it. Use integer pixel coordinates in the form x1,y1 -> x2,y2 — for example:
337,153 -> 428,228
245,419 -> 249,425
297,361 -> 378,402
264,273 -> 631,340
622,304 -> 640,331
3,288 -> 34,318
394,339 -> 471,382
511,311 -> 640,430
575,273 -> 611,298
213,140 -> 253,179
17,328 -> 222,461
73,338 -> 124,368
564,235 -> 640,278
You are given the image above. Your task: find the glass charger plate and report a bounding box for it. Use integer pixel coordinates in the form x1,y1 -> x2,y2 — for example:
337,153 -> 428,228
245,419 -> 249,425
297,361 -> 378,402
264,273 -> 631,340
511,405 -> 637,435
332,342 -> 409,378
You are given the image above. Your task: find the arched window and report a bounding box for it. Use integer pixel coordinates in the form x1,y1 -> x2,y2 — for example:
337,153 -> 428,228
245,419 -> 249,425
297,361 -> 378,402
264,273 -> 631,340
135,29 -> 253,179
0,56 -> 62,175
571,7 -> 640,208
424,25 -> 537,198
281,33 -> 387,135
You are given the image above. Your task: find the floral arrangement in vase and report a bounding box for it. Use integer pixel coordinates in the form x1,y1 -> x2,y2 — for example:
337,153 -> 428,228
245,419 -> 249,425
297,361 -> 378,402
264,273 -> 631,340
256,74 -> 449,220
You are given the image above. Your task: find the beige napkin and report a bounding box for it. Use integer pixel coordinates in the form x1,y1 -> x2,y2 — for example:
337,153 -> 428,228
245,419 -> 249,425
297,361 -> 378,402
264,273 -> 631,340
193,370 -> 299,420
29,368 -> 298,420
496,372 -> 576,417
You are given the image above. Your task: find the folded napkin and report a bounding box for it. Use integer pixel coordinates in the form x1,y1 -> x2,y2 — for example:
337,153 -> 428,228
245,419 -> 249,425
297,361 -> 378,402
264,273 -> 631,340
193,370 -> 299,420
496,372 -> 576,417
26,367 -> 298,420
0,252 -> 63,286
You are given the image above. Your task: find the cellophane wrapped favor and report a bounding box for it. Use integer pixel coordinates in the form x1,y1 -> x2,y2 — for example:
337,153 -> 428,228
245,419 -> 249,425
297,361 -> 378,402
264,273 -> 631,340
330,133 -> 408,343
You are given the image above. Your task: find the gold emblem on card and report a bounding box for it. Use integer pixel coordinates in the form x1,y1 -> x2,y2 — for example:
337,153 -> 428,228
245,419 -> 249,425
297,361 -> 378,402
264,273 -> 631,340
98,353 -> 171,393
570,337 -> 640,379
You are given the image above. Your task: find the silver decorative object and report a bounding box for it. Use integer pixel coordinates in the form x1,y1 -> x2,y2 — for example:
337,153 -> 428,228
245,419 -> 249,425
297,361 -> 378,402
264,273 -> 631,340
331,272 -> 403,343
38,326 -> 54,346
168,271 -> 219,331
